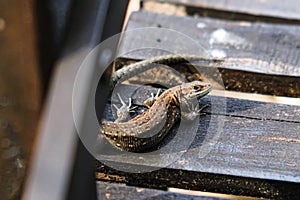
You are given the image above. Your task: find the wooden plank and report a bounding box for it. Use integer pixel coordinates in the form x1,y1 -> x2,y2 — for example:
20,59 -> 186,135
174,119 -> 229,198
100,85 -> 300,183
97,163 -> 300,199
97,182 -> 232,200
120,11 -> 300,76
154,0 -> 300,21
97,84 -> 300,198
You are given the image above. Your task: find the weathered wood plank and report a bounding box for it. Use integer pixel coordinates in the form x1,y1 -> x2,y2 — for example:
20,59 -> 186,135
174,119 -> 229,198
97,84 -> 300,198
120,11 -> 300,76
98,84 -> 300,183
97,163 -> 300,199
97,182 -> 230,200
154,0 -> 300,21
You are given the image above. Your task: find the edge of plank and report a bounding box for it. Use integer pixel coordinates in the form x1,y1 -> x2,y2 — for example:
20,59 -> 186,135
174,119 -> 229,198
211,89 -> 300,106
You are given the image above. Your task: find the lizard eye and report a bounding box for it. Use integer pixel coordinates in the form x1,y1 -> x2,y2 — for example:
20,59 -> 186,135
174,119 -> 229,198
193,85 -> 201,90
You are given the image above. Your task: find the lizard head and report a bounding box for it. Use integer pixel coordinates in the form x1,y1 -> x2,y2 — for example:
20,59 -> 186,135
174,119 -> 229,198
179,81 -> 212,100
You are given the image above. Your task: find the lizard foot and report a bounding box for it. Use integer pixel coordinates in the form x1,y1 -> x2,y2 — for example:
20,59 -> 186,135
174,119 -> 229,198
144,88 -> 162,108
182,103 -> 208,121
113,93 -> 136,122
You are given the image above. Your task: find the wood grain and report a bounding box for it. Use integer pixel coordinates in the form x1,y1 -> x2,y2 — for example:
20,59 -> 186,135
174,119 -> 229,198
121,11 -> 300,76
157,0 -> 300,21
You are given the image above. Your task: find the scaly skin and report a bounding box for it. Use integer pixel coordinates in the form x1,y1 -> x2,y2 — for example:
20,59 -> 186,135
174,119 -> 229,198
100,81 -> 212,152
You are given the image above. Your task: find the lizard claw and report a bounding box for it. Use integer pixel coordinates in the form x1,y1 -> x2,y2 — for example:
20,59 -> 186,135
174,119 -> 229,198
114,94 -> 134,122
144,88 -> 161,108
182,103 -> 208,121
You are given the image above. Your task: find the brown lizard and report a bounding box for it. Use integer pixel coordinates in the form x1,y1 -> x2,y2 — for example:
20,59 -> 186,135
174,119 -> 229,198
99,54 -> 220,152
100,80 -> 212,152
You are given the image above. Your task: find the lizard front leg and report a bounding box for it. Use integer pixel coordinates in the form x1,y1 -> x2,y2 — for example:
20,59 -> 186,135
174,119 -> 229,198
143,88 -> 162,108
113,94 -> 136,122
181,101 -> 208,121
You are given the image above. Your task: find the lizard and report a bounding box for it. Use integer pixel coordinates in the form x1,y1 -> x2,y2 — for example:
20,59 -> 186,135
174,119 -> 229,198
101,81 -> 212,152
100,54 -> 220,152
